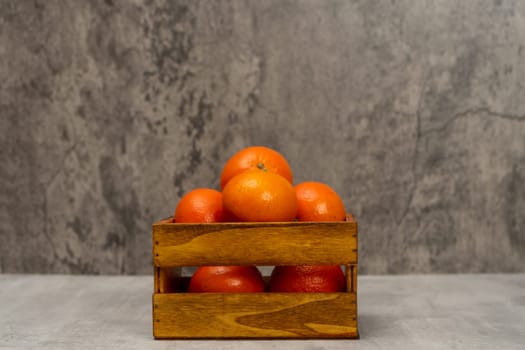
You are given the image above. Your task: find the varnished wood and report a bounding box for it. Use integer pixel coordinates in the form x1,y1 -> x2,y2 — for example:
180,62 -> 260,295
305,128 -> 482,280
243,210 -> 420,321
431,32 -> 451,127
345,264 -> 351,293
353,265 -> 358,294
346,264 -> 358,333
152,216 -> 357,267
154,267 -> 181,293
345,264 -> 358,294
153,292 -> 357,339
152,213 -> 359,339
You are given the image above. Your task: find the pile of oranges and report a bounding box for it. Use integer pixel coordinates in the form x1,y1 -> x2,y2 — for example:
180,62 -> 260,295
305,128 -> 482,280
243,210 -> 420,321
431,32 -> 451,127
173,146 -> 348,293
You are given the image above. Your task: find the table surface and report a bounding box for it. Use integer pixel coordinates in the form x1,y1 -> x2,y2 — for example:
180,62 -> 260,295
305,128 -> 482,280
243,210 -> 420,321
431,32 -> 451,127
1,274 -> 524,350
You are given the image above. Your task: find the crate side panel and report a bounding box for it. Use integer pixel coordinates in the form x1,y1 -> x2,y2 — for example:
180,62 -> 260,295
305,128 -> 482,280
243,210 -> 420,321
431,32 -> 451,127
153,222 -> 357,266
153,292 -> 357,339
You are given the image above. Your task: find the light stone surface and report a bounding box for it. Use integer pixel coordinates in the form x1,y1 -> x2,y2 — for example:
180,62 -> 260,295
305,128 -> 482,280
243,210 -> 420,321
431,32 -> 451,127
0,274 -> 524,349
1,0 -> 525,274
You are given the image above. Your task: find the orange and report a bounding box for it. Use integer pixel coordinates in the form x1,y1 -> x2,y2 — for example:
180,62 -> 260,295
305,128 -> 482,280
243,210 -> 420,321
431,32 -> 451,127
188,266 -> 265,293
222,169 -> 297,222
220,146 -> 293,189
173,188 -> 224,223
295,181 -> 346,221
269,265 -> 346,292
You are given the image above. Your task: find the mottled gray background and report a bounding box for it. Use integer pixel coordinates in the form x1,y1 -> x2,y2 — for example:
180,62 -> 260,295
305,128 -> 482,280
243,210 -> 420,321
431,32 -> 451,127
1,0 -> 524,275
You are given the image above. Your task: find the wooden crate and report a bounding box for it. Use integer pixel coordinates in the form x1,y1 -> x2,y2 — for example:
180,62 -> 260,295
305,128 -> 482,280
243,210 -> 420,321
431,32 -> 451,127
152,214 -> 358,339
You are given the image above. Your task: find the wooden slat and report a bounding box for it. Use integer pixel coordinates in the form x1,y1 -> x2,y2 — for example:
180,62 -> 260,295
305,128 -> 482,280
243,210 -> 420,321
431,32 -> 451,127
154,267 -> 181,293
153,292 -> 357,339
153,219 -> 357,267
345,264 -> 358,294
345,264 -> 351,293
352,265 -> 358,335
353,265 -> 358,294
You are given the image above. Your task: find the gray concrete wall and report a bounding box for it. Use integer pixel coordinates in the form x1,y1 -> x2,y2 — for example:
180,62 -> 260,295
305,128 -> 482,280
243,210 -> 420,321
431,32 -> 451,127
1,0 -> 524,274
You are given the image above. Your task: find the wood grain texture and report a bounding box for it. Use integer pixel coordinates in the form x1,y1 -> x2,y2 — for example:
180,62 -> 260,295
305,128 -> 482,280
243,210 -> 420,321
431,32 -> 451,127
153,292 -> 357,339
152,216 -> 357,267
154,267 -> 181,293
353,265 -> 358,294
345,264 -> 355,293
152,215 -> 358,339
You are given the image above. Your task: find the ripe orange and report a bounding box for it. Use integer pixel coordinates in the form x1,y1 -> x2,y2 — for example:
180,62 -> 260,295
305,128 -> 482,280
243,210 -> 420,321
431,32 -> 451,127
295,181 -> 346,221
173,188 -> 224,223
269,265 -> 346,292
220,146 -> 293,189
188,266 -> 265,293
222,169 -> 297,222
